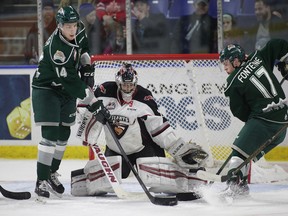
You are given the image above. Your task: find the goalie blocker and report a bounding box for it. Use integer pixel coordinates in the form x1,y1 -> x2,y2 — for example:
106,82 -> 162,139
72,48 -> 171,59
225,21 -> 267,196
71,156 -> 206,196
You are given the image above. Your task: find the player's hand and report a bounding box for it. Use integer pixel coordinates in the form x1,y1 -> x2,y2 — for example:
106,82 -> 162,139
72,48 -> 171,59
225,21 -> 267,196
87,100 -> 111,124
276,61 -> 288,80
79,64 -> 95,88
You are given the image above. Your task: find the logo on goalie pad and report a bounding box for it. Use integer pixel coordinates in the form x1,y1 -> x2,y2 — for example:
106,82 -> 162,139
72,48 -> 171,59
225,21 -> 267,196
76,115 -> 89,139
93,146 -> 118,183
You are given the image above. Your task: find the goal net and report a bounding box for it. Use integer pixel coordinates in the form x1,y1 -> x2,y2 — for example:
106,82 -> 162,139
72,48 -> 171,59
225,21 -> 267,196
90,54 -> 288,183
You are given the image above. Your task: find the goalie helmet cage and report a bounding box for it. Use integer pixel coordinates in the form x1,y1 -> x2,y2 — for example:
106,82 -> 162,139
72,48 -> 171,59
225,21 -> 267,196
89,53 -> 288,183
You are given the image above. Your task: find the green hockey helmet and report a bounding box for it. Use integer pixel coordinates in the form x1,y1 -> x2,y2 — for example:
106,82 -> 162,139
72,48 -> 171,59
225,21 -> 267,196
56,6 -> 80,24
220,44 -> 245,64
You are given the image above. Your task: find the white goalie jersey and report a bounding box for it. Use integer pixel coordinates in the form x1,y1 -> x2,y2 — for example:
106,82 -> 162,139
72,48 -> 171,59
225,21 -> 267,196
94,81 -> 178,155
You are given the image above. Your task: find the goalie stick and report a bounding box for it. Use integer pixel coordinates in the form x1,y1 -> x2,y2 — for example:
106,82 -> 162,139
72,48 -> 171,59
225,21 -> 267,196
280,74 -> 288,85
104,121 -> 178,206
90,144 -> 148,200
0,185 -> 31,200
197,123 -> 288,182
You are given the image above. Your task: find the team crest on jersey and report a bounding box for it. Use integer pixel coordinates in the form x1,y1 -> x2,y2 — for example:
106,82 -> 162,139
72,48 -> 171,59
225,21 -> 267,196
99,84 -> 106,94
110,115 -> 130,139
144,95 -> 154,101
106,102 -> 116,110
53,50 -> 66,62
113,124 -> 128,139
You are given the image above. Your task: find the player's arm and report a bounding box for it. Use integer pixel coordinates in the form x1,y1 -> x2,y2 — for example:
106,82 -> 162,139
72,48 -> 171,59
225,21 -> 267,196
79,52 -> 95,88
55,63 -> 87,99
261,39 -> 288,80
78,22 -> 95,88
138,92 -> 208,168
228,91 -> 250,122
142,114 -> 208,168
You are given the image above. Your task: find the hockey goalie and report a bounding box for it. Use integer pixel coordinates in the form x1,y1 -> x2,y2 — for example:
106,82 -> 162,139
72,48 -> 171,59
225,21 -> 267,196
71,63 -> 208,197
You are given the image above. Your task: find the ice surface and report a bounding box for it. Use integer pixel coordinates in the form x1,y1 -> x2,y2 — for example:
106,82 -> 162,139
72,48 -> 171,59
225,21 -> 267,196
1,159 -> 288,216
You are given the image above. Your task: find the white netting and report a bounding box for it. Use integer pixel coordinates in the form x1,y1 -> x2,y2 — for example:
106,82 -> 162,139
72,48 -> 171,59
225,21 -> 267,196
90,55 -> 288,183
250,158 -> 288,183
91,57 -> 244,167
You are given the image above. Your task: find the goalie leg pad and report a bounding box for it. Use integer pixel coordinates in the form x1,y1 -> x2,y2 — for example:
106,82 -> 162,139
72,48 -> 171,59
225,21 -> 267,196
137,157 -> 206,194
84,156 -> 122,196
71,168 -> 89,196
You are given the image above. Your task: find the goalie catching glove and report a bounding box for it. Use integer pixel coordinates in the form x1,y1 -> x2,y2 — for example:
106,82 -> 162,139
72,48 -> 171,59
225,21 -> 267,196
167,138 -> 208,169
276,61 -> 288,80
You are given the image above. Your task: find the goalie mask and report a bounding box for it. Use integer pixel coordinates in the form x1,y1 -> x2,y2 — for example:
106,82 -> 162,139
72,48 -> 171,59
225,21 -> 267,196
220,44 -> 245,66
115,63 -> 138,102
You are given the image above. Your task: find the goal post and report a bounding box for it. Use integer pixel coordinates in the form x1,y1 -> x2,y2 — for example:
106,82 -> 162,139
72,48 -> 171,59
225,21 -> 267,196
90,53 -> 243,168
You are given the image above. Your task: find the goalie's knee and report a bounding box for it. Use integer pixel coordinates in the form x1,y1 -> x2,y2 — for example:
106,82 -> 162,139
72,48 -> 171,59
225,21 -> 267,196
71,156 -> 122,196
137,157 -> 206,194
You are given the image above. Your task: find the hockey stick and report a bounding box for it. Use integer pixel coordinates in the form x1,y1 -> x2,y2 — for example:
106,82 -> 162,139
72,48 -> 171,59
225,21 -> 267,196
202,78 -> 287,182
0,185 -> 31,200
206,153 -> 233,185
197,123 -> 288,182
105,121 -> 178,206
280,75 -> 288,85
90,144 -> 148,200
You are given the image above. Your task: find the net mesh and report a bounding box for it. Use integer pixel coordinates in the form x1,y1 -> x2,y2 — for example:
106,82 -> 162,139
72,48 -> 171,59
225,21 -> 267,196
91,55 -> 244,167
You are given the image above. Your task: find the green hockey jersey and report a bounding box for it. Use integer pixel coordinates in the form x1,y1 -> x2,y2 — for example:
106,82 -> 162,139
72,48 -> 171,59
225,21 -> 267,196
224,39 -> 288,123
32,22 -> 89,99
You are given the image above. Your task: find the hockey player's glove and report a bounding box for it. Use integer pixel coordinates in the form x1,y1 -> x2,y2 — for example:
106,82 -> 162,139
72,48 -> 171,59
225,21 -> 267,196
276,61 -> 288,80
167,139 -> 209,169
88,100 -> 111,124
80,64 -> 95,88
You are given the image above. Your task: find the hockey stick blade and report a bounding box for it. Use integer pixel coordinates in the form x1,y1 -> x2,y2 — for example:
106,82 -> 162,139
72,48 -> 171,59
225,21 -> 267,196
150,194 -> 178,206
105,122 -> 178,206
176,192 -> 201,201
0,185 -> 31,200
196,170 -> 228,182
197,124 -> 288,183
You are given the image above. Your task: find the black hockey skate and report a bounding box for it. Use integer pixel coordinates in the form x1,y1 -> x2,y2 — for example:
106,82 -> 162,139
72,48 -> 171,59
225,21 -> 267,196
35,180 -> 50,198
48,172 -> 65,194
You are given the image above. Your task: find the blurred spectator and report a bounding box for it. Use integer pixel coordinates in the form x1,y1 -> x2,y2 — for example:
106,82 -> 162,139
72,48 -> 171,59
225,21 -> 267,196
94,0 -> 127,54
103,22 -> 126,54
58,0 -> 76,9
132,0 -> 170,54
252,0 -> 287,50
223,13 -> 244,47
24,0 -> 57,64
269,0 -> 288,22
79,2 -> 104,55
171,0 -> 217,54
95,0 -> 126,25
